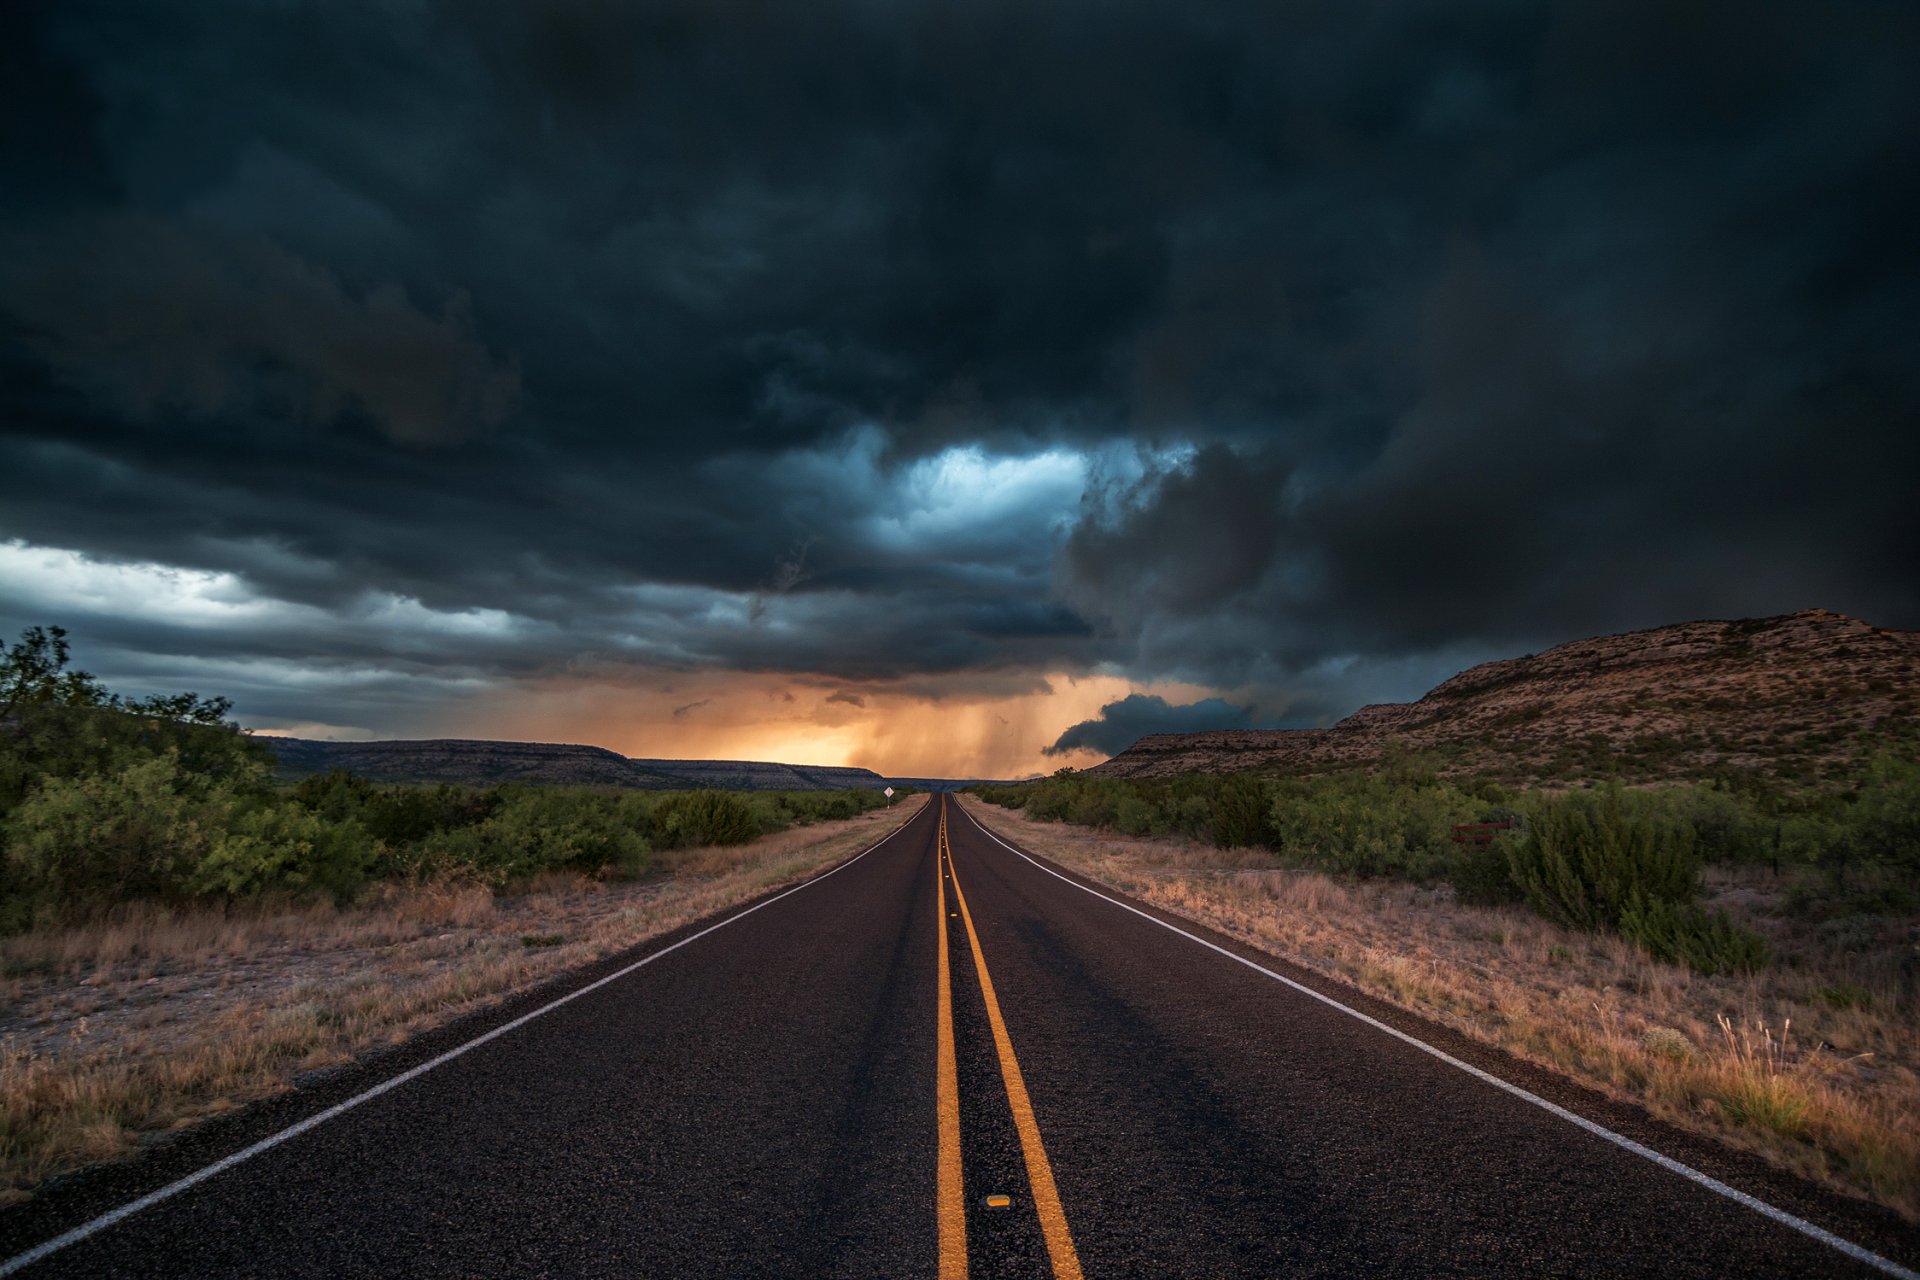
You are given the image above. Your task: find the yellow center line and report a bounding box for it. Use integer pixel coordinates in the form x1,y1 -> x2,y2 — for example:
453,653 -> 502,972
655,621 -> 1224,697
935,802 -> 968,1279
942,797 -> 1086,1280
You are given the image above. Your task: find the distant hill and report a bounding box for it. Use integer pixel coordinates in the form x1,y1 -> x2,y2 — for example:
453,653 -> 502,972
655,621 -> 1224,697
259,736 -> 1005,792
626,758 -> 892,791
1088,609 -> 1919,784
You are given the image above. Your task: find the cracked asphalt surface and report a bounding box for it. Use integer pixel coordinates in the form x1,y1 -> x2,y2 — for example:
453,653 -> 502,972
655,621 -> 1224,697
2,795 -> 1915,1277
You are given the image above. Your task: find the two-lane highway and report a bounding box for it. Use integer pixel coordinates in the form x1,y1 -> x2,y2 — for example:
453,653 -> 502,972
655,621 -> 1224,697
3,793 -> 1914,1277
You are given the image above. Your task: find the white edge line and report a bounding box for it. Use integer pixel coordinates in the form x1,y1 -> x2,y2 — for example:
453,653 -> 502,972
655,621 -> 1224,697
0,801 -> 929,1278
953,799 -> 1919,1280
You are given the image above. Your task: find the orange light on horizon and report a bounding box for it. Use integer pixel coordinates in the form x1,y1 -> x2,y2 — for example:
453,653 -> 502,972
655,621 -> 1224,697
421,669 -> 1219,779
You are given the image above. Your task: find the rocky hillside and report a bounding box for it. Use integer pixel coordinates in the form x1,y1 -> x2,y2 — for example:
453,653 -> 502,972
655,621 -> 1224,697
1089,610 -> 1920,784
262,737 -> 895,791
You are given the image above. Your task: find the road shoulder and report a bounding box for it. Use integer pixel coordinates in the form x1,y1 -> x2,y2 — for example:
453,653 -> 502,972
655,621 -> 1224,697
954,793 -> 1920,1268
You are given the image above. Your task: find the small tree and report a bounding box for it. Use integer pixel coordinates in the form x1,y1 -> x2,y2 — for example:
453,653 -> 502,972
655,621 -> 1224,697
0,624 -> 259,815
0,626 -> 112,719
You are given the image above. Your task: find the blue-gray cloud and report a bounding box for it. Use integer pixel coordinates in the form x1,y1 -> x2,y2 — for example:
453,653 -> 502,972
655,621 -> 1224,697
1046,695 -> 1261,758
1,0 -> 1916,739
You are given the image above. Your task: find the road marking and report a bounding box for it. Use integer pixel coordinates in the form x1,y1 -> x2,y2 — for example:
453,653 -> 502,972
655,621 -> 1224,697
935,803 -> 969,1280
954,799 -> 1920,1280
944,799 -> 1085,1280
0,801 -> 932,1280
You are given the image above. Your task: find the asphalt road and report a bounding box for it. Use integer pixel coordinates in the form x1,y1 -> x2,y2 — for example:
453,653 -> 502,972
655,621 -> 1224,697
2,794 -> 1915,1278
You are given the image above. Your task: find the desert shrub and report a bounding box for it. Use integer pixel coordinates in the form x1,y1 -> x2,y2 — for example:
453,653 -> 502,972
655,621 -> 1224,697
979,777 -> 1042,815
1640,1026 -> 1695,1063
1166,792 -> 1214,840
364,784 -> 501,845
1267,770 -> 1481,878
1212,775 -> 1274,848
765,788 -> 886,825
1068,784 -> 1120,830
616,785 -> 887,849
3,753 -> 219,910
1814,983 -> 1874,1010
1451,835 -> 1524,906
1654,783 -> 1775,864
1505,787 -> 1699,931
1111,793 -> 1161,837
290,768 -> 378,820
293,772 -> 500,846
419,787 -> 648,883
189,802 -> 378,902
650,789 -> 760,848
976,766 -> 1487,876
6,755 -> 392,914
1850,753 -> 1920,869
1618,895 -> 1769,974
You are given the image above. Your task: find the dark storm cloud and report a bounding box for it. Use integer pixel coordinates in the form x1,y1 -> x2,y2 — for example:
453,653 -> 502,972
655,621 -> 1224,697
2,0 -> 1916,735
1046,695 -> 1260,758
4,215 -> 522,445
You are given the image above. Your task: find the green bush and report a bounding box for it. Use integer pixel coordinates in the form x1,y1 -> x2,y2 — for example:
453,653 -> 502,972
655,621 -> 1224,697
3,753 -> 217,908
975,765 -> 1484,876
1504,788 -> 1699,931
293,772 -> 500,845
1656,783 -> 1775,865
1111,793 -> 1161,837
189,802 -> 378,902
4,753 -> 385,914
651,790 -> 760,848
765,789 -> 883,825
1851,754 -> 1920,869
420,787 -> 649,883
1267,772 -> 1480,878
1451,835 -> 1523,906
0,627 -> 907,920
1212,775 -> 1274,848
1618,895 -> 1770,975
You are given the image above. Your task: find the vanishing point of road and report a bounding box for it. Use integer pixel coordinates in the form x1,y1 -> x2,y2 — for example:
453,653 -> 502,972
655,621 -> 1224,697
3,795 -> 1915,1278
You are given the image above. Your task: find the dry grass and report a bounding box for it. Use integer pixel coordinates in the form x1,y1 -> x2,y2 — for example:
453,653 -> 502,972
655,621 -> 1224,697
957,794 -> 1920,1221
0,796 -> 926,1205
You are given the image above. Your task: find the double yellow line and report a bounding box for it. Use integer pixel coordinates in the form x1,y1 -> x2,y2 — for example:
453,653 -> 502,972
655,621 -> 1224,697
935,796 -> 1083,1280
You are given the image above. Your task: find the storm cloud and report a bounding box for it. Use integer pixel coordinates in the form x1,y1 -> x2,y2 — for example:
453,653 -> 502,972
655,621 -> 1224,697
1046,695 -> 1261,758
2,0 -> 1915,769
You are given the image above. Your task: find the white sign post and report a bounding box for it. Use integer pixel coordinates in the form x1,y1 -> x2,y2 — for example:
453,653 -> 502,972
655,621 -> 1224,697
884,786 -> 895,806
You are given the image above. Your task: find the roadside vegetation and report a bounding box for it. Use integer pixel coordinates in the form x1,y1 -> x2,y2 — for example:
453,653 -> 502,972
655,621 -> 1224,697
0,625 -> 914,1202
973,748 -> 1919,973
1,626 -> 898,931
966,750 -> 1920,1219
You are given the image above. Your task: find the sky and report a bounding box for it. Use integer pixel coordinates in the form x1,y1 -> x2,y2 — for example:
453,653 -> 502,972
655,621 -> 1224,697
2,0 -> 1916,780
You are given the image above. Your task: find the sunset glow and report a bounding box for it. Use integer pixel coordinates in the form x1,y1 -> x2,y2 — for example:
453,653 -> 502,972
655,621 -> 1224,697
427,671 -> 1221,780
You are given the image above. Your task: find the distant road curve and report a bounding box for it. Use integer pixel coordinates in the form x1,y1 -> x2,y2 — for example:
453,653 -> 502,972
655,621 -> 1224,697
3,795 -> 1914,1277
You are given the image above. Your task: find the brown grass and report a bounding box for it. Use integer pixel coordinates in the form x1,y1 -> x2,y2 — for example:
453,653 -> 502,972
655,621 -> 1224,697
956,794 -> 1920,1221
0,796 -> 926,1205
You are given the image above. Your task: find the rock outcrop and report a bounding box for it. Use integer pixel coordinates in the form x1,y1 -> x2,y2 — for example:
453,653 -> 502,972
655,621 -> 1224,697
1088,610 -> 1920,782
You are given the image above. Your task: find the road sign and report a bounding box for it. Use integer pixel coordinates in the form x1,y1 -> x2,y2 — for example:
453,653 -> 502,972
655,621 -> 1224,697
884,786 -> 895,798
